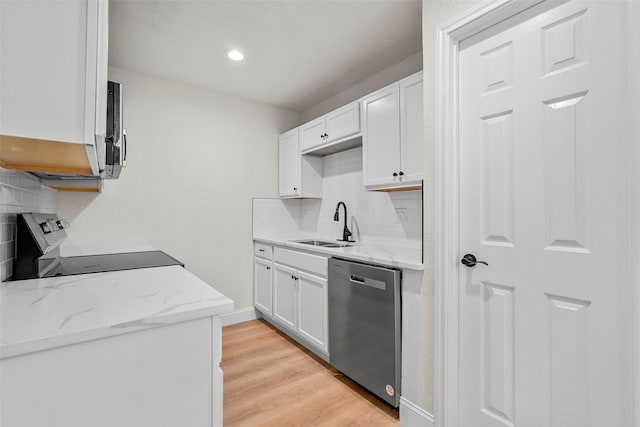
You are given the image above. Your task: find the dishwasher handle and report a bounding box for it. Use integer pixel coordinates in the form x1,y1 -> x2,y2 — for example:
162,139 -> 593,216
349,274 -> 386,290
349,274 -> 365,284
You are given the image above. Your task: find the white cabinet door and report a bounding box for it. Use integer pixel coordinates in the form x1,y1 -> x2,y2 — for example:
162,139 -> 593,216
299,117 -> 326,152
299,101 -> 361,153
254,257 -> 272,317
325,101 -> 360,144
278,128 -> 322,199
278,129 -> 300,198
0,0 -> 108,177
297,271 -> 328,352
363,72 -> 424,191
363,85 -> 401,188
399,73 -> 424,185
273,263 -> 297,330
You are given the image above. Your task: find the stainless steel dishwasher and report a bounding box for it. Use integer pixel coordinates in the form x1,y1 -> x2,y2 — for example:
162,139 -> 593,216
328,257 -> 401,407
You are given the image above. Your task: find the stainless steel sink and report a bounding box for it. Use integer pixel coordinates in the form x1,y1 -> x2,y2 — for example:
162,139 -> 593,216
291,239 -> 355,248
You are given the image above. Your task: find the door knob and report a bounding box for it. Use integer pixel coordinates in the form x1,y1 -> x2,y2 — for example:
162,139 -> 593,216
460,253 -> 488,268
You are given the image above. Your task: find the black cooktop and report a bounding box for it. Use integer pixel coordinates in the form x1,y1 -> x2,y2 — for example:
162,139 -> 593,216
46,251 -> 184,278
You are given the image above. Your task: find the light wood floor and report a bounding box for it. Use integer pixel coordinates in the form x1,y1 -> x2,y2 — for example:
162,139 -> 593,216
222,319 -> 399,427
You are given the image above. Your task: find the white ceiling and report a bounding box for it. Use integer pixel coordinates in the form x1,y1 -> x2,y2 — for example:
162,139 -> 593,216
109,0 -> 422,112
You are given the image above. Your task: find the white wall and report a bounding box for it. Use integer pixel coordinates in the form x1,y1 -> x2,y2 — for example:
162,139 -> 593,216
56,67 -> 300,309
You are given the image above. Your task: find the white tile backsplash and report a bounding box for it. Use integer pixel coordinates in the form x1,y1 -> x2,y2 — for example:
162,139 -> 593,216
254,146 -> 422,247
0,168 -> 56,281
252,198 -> 304,237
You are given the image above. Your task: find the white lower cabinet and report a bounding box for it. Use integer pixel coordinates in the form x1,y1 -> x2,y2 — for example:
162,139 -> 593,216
254,257 -> 273,316
254,243 -> 329,356
273,262 -> 328,353
296,270 -> 328,351
273,263 -> 298,330
1,317 -> 223,427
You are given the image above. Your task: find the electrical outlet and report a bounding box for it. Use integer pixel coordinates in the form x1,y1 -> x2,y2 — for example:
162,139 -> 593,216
395,208 -> 407,224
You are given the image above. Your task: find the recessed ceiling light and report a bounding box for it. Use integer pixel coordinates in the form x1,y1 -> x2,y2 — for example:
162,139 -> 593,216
227,50 -> 244,61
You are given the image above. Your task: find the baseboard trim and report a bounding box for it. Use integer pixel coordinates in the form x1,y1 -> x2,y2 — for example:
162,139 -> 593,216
400,397 -> 434,427
220,307 -> 260,326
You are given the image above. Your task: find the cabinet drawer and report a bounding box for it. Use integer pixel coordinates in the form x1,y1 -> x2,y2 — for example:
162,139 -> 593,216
254,243 -> 273,259
274,247 -> 328,277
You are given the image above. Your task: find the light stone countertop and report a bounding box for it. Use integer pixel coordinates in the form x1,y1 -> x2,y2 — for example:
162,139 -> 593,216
253,235 -> 423,271
0,265 -> 234,359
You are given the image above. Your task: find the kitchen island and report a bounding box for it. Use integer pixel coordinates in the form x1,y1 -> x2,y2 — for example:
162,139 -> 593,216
0,265 -> 233,427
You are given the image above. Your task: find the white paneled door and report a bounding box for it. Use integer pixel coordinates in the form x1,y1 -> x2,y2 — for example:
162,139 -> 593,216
458,2 -> 632,426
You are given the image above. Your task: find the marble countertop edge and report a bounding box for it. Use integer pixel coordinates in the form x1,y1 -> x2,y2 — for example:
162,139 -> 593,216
253,236 -> 424,271
1,300 -> 234,360
1,265 -> 234,360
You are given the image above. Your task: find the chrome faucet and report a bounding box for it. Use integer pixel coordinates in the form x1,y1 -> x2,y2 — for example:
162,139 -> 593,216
333,201 -> 354,242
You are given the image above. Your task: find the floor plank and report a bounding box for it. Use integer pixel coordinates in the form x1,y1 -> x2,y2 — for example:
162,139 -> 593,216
222,319 -> 399,427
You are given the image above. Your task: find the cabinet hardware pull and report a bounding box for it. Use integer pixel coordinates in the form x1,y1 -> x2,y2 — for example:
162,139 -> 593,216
266,266 -> 271,270
393,172 -> 398,177
258,249 -> 264,252
399,171 -> 405,176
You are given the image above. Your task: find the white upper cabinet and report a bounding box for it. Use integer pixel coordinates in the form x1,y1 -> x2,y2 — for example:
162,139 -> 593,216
299,101 -> 360,153
399,73 -> 424,184
278,129 -> 300,198
278,129 -> 322,199
363,71 -> 423,191
362,85 -> 401,187
299,118 -> 326,152
0,0 -> 108,176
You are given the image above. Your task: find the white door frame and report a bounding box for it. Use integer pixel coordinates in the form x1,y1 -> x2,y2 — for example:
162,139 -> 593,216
433,1 -> 640,426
